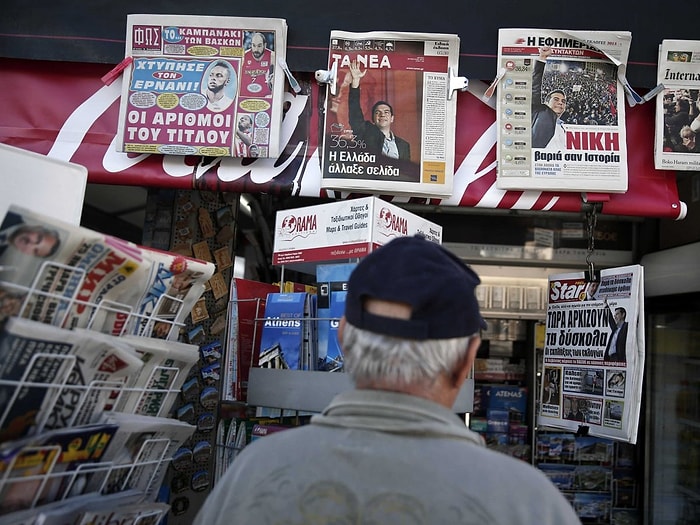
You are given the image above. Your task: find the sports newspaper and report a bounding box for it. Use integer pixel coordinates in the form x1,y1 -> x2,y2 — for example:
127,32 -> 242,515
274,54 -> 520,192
537,265 -> 644,443
654,39 -> 700,171
116,13 -> 288,158
320,30 -> 460,197
495,29 -> 632,193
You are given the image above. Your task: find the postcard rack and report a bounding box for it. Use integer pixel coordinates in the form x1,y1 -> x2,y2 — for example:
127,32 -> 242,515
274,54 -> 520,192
0,260 -> 186,339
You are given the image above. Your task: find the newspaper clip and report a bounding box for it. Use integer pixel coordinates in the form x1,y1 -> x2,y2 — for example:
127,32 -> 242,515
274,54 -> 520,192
101,56 -> 133,86
642,82 -> 666,103
617,68 -> 644,107
315,62 -> 338,96
621,72 -> 666,106
575,424 -> 590,437
483,67 -> 506,101
448,67 -> 468,100
277,58 -> 301,94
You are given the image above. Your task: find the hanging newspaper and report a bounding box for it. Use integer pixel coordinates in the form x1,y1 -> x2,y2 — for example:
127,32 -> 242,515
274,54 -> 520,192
495,29 -> 632,193
320,30 -> 460,197
654,39 -> 700,171
537,265 -> 645,444
116,14 -> 288,158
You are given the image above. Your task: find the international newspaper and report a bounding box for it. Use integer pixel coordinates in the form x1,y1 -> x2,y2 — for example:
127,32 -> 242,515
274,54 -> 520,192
537,265 -> 644,443
116,13 -> 288,158
495,29 -> 632,193
320,30 -> 460,197
654,39 -> 700,171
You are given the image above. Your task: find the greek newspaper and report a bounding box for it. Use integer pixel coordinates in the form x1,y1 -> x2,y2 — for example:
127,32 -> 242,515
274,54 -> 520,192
116,14 -> 288,158
320,30 -> 460,197
538,265 -> 644,443
0,206 -> 213,338
495,29 -> 631,192
654,39 -> 700,171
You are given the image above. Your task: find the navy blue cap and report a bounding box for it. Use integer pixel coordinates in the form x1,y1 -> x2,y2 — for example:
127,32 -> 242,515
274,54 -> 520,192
345,235 -> 486,339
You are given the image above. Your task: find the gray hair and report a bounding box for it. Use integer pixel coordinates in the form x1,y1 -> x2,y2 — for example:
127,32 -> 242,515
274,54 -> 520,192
341,321 -> 475,387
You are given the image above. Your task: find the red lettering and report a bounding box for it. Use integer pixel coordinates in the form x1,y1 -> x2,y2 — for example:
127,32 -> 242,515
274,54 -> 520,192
75,252 -> 127,313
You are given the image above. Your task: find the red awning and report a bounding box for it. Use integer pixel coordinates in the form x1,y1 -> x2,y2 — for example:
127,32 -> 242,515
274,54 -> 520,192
0,58 -> 685,219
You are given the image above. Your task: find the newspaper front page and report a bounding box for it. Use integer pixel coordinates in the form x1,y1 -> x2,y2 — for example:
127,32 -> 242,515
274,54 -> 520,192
0,206 -> 213,338
320,30 -> 459,197
654,39 -> 700,171
495,29 -> 631,193
538,265 -> 644,443
116,14 -> 288,158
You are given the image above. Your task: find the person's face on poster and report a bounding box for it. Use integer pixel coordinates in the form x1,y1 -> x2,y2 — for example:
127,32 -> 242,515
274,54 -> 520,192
372,104 -> 394,131
12,227 -> 59,257
251,35 -> 266,60
547,92 -> 567,117
208,65 -> 230,93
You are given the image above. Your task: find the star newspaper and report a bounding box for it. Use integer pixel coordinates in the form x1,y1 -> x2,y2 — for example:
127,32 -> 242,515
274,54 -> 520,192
538,265 -> 644,444
495,28 -> 632,193
116,13 -> 288,158
320,30 -> 460,197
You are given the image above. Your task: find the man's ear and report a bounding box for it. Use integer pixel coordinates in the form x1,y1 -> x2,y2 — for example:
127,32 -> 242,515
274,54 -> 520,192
452,336 -> 481,387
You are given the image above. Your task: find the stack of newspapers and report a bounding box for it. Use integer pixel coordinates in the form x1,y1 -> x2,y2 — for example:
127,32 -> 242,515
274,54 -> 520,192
0,205 -> 215,523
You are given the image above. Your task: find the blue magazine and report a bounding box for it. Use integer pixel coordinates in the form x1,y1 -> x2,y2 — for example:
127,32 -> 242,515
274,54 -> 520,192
316,263 -> 356,371
259,293 -> 315,370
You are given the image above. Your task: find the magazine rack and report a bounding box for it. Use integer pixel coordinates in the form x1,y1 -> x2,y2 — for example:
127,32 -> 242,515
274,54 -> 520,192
1,259 -> 186,338
0,436 -> 171,511
0,273 -> 190,516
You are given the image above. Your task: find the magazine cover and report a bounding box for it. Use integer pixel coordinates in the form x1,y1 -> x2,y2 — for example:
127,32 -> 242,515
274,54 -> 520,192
537,265 -> 644,443
320,30 -> 460,197
495,29 -> 631,192
258,292 -> 315,371
654,39 -> 700,171
0,423 -> 119,515
116,14 -> 288,158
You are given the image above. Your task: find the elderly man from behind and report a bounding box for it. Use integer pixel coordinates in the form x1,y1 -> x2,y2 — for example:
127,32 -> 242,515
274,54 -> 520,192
194,235 -> 581,525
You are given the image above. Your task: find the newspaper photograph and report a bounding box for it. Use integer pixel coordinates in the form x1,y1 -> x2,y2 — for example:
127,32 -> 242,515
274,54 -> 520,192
320,30 -> 460,197
116,14 -> 288,158
537,265 -> 644,443
654,39 -> 700,171
495,29 -> 631,193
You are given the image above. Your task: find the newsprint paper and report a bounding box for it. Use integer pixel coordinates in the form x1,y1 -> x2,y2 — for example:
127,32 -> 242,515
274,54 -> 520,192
654,39 -> 700,171
320,30 -> 460,197
116,14 -> 288,158
495,29 -> 631,193
538,265 -> 644,444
